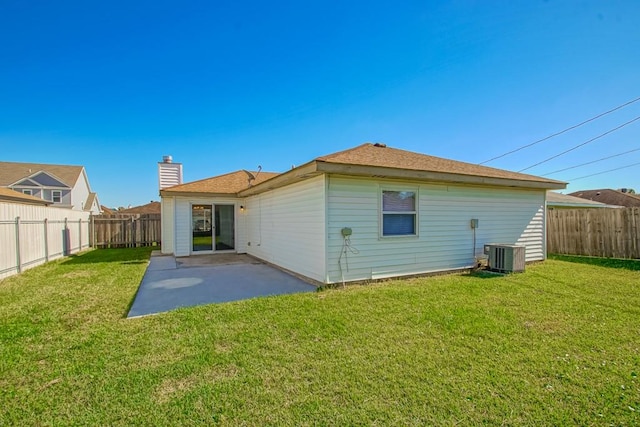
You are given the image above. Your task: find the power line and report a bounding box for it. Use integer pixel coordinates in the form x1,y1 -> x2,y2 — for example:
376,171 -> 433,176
518,115 -> 640,172
570,161 -> 640,181
479,96 -> 640,165
542,147 -> 640,175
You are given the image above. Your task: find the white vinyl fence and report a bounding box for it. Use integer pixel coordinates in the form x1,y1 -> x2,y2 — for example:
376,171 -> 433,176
0,202 -> 91,280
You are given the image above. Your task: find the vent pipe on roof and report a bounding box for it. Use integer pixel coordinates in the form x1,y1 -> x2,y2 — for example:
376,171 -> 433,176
158,155 -> 183,190
373,142 -> 387,148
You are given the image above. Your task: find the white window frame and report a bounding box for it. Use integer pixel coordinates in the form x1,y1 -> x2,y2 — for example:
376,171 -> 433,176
52,190 -> 62,203
379,187 -> 419,238
22,189 -> 32,196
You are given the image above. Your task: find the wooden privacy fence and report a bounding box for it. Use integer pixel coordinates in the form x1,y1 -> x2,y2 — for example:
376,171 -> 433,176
547,207 -> 640,259
0,202 -> 91,280
92,213 -> 161,248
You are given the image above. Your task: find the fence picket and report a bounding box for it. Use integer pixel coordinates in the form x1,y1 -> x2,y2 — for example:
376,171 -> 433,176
92,213 -> 161,248
547,208 -> 640,259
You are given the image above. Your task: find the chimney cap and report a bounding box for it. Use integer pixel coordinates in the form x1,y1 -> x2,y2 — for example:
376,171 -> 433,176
162,155 -> 173,163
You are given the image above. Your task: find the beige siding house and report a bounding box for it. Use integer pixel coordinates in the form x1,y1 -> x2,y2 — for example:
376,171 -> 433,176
160,143 -> 566,284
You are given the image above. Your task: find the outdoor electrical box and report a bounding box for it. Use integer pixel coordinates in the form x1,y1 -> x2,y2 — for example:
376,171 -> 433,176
470,219 -> 479,229
341,227 -> 352,237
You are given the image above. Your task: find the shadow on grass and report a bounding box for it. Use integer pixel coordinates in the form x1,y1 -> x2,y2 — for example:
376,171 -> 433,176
62,247 -> 153,265
549,254 -> 640,271
465,270 -> 506,279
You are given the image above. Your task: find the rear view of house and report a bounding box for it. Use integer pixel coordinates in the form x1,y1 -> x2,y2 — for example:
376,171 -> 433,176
160,143 -> 566,284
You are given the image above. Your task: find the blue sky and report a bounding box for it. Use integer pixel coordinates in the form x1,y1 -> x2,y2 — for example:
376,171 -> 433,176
1,1 -> 639,208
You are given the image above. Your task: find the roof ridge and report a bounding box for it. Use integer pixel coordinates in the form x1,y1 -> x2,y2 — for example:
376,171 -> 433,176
316,142 -> 373,161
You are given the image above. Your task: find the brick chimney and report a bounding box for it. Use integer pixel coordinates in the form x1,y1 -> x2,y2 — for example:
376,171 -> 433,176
158,155 -> 183,190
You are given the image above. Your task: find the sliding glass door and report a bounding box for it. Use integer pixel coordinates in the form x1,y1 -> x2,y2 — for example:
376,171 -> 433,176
191,204 -> 235,253
192,204 -> 213,252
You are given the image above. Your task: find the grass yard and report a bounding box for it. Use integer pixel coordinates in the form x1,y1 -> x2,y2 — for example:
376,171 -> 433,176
1,249 -> 639,426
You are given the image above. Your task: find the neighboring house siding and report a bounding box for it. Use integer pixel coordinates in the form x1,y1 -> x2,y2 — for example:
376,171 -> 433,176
70,173 -> 90,211
326,176 -> 545,283
245,175 -> 326,283
173,196 -> 240,257
161,197 -> 175,255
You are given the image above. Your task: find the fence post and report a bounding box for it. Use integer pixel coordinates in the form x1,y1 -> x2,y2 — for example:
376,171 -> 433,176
90,214 -> 94,248
63,217 -> 69,256
15,216 -> 22,274
44,218 -> 49,262
78,218 -> 82,252
131,217 -> 136,248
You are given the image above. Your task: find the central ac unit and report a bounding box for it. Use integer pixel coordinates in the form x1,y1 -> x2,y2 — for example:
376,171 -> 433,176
484,244 -> 526,273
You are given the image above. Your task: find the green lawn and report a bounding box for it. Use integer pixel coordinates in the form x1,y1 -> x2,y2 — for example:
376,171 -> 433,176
1,249 -> 639,426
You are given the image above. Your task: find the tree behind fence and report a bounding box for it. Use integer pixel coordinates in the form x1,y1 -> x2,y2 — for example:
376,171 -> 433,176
92,213 -> 161,248
547,207 -> 640,259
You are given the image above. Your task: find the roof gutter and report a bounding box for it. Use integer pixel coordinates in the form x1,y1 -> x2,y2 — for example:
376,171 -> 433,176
238,160 -> 566,196
159,190 -> 241,198
315,162 -> 567,190
237,161 -> 320,197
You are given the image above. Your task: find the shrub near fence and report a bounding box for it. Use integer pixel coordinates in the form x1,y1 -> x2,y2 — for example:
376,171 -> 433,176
547,207 -> 640,259
92,213 -> 161,248
0,202 -> 90,280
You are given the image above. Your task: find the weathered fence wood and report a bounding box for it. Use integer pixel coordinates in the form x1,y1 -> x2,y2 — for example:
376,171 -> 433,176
547,207 -> 640,259
92,213 -> 161,248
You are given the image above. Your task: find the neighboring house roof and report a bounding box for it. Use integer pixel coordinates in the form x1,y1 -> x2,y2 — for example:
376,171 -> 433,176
119,201 -> 162,214
0,161 -> 84,187
569,189 -> 640,207
84,192 -> 99,212
546,191 -> 619,208
101,205 -> 116,214
0,187 -> 52,206
161,170 -> 280,196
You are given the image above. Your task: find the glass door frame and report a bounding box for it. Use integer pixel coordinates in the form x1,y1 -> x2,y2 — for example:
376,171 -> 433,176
191,203 -> 214,254
190,202 -> 237,255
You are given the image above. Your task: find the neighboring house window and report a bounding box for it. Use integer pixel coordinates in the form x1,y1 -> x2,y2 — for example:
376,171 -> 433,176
381,190 -> 417,236
52,190 -> 62,203
22,189 -> 32,196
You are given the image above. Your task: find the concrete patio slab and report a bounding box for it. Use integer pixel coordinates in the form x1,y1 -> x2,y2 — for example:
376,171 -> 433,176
128,252 -> 316,318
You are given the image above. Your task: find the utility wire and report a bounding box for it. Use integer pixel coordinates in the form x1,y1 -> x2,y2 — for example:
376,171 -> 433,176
518,115 -> 640,172
542,147 -> 640,175
570,161 -> 640,181
479,96 -> 640,165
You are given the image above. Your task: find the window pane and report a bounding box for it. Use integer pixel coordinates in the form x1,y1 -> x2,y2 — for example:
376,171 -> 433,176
383,214 -> 415,236
383,191 -> 415,212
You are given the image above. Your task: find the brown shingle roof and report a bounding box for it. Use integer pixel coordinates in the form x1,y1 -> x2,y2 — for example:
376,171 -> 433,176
317,143 -> 565,186
0,187 -> 52,205
569,189 -> 640,207
119,201 -> 162,214
546,191 -> 618,208
161,170 -> 280,195
83,192 -> 98,212
0,161 -> 84,187
100,205 -> 115,214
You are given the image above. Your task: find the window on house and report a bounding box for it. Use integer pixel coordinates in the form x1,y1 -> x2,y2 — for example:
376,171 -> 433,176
22,189 -> 32,196
52,190 -> 62,203
381,190 -> 417,236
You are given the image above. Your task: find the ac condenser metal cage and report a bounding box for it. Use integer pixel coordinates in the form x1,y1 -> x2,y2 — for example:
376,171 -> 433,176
483,244 -> 526,273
